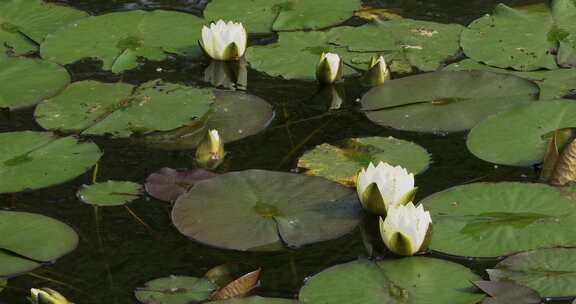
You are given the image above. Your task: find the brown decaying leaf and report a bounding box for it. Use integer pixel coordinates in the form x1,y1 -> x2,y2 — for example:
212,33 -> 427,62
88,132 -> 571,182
210,268 -> 261,300
473,280 -> 541,304
540,129 -> 574,182
550,138 -> 576,186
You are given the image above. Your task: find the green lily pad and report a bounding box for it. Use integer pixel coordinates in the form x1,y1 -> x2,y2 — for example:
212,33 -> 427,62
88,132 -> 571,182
207,297 -> 297,304
0,0 -> 86,56
298,258 -> 483,304
135,275 -> 218,304
467,99 -> 576,166
141,90 -> 274,150
0,56 -> 70,110
40,10 -> 205,73
488,248 -> 576,298
327,20 -> 464,72
77,181 -> 143,206
446,59 -> 576,100
171,170 -> 361,251
204,0 -> 361,33
460,0 -> 576,71
0,210 -> 78,277
297,136 -> 430,186
421,182 -> 576,258
0,131 -> 102,194
361,71 -> 539,133
34,80 -> 214,138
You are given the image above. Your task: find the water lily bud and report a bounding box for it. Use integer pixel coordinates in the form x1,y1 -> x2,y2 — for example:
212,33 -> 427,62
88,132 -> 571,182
356,162 -> 417,215
364,55 -> 390,86
316,52 -> 343,84
29,288 -> 73,304
195,129 -> 226,170
379,203 -> 432,256
200,20 -> 247,61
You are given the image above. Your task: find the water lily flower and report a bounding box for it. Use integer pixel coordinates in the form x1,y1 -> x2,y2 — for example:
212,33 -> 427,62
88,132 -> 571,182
379,202 -> 432,256
29,288 -> 73,304
200,20 -> 247,61
364,55 -> 390,86
316,52 -> 343,84
356,162 -> 417,215
195,129 -> 226,170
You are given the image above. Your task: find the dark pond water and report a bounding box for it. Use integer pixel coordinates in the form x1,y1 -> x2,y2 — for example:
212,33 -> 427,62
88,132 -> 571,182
0,0 -> 559,303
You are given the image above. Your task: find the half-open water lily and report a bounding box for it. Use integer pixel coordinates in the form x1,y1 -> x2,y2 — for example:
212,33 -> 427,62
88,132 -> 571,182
356,162 -> 417,215
364,55 -> 390,86
316,52 -> 343,84
29,288 -> 73,304
201,20 -> 247,61
379,202 -> 432,256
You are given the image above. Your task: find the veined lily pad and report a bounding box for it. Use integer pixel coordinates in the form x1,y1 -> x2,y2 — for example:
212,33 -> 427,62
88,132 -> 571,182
0,210 -> 78,277
297,137 -> 430,186
0,0 -> 86,56
327,20 -> 464,72
40,10 -> 205,73
135,275 -> 218,304
77,181 -> 143,206
142,90 -> 274,150
488,248 -> 576,298
298,258 -> 483,304
35,80 -> 214,138
467,100 -> 576,166
171,170 -> 361,251
145,168 -> 218,202
421,182 -> 576,258
204,0 -> 361,33
0,131 -> 102,194
460,0 -> 576,71
0,56 -> 70,110
207,297 -> 297,304
446,59 -> 576,100
360,71 -> 539,133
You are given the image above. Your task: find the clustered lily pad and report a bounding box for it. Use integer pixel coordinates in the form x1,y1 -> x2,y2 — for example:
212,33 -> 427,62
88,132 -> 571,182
0,56 -> 70,110
360,70 -> 539,133
0,131 -> 102,194
77,181 -> 143,206
172,170 -> 361,251
421,182 -> 576,258
40,10 -> 206,73
0,0 -> 87,56
299,257 -> 484,303
35,80 -> 214,138
0,210 -> 78,277
204,0 -> 361,33
298,136 -> 430,186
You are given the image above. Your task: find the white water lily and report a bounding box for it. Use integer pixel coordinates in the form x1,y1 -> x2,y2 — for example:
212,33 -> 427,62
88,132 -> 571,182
316,52 -> 343,84
195,129 -> 226,169
200,20 -> 247,61
29,288 -> 73,304
356,162 -> 416,215
379,202 -> 432,256
364,55 -> 390,86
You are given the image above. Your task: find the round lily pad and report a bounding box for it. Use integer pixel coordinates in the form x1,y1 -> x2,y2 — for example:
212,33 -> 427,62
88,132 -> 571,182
0,56 -> 70,110
77,181 -> 143,206
40,10 -> 205,73
34,80 -> 214,138
171,170 -> 361,251
488,248 -> 576,298
145,168 -> 218,202
421,182 -> 576,258
0,210 -> 78,277
135,275 -> 218,304
467,99 -> 576,166
0,0 -> 87,56
142,90 -> 274,150
461,0 -> 576,71
446,59 -> 576,100
0,131 -> 102,194
207,297 -> 297,304
298,258 -> 483,304
361,70 -> 539,133
297,137 -> 430,186
204,0 -> 361,33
